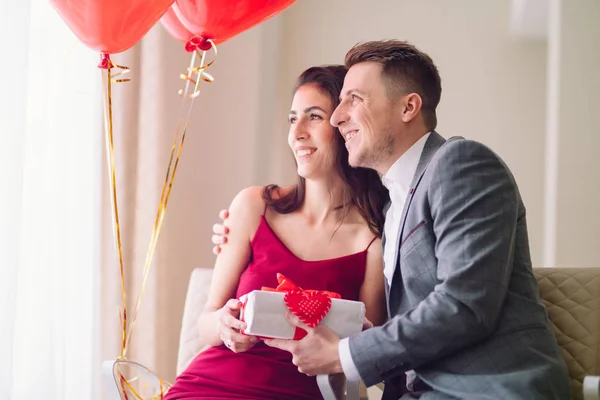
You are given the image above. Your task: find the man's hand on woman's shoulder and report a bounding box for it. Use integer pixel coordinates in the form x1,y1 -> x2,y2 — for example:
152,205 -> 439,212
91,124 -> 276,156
212,209 -> 229,255
212,186 -> 264,255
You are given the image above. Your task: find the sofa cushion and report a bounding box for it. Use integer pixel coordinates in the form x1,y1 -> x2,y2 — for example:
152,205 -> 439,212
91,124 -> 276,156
534,267 -> 600,400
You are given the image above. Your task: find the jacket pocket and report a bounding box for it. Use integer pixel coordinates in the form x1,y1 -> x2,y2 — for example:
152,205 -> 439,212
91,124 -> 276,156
399,222 -> 437,287
399,220 -> 426,250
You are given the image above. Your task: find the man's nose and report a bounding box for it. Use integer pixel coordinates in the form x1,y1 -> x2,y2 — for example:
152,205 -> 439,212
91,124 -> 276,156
330,102 -> 347,128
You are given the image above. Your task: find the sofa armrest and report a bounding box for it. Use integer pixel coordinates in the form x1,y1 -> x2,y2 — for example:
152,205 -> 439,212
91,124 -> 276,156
176,268 -> 214,375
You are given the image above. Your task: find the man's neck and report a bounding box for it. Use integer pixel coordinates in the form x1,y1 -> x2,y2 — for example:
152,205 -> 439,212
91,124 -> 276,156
379,130 -> 430,176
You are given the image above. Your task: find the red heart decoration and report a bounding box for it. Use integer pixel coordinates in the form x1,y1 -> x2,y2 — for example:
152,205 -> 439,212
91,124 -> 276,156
284,290 -> 332,328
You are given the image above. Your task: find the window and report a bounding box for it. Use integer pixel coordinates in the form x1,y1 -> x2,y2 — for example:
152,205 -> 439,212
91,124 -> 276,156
0,1 -> 101,399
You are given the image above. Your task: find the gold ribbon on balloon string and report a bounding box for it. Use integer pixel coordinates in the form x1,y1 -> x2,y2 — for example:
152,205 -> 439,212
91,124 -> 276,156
100,40 -> 216,399
99,53 -> 131,361
122,39 -> 217,358
100,53 -> 172,400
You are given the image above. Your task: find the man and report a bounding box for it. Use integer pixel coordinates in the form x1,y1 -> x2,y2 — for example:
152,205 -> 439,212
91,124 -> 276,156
212,40 -> 570,399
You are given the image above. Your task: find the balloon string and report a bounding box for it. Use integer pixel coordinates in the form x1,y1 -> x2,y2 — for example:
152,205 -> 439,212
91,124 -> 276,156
100,53 -> 176,399
100,54 -> 130,359
123,40 -> 217,355
100,43 -> 215,397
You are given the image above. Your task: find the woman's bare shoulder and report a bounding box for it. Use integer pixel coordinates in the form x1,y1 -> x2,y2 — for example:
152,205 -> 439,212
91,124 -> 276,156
231,186 -> 262,204
227,186 -> 266,222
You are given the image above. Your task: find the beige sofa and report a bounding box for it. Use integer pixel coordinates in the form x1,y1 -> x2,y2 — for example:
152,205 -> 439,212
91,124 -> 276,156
176,267 -> 600,400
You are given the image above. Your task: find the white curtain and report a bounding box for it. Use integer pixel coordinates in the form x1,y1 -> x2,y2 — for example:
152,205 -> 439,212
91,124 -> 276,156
0,0 -> 101,399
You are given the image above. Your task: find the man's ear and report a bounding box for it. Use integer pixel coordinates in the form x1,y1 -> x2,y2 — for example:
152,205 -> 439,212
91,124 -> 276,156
400,93 -> 423,123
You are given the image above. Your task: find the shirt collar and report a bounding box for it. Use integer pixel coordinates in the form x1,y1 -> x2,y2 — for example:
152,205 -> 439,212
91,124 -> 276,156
382,132 -> 431,191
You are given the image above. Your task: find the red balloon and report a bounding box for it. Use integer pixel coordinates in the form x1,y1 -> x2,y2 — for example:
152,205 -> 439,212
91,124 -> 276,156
49,0 -> 176,54
174,0 -> 295,46
160,7 -> 195,46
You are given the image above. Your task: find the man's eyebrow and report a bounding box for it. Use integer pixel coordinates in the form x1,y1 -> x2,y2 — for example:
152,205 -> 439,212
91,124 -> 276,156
339,89 -> 365,101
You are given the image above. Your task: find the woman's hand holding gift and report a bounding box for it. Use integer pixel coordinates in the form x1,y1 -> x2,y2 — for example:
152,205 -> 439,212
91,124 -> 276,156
218,299 -> 258,353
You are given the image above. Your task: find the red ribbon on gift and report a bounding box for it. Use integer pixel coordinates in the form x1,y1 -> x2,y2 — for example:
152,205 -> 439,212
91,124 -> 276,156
261,273 -> 342,299
241,273 -> 341,340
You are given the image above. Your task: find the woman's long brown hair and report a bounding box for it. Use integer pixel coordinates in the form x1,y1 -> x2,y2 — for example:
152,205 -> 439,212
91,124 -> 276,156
262,65 -> 389,237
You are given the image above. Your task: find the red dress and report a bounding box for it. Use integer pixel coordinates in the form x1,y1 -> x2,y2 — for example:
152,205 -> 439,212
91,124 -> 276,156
165,216 -> 374,400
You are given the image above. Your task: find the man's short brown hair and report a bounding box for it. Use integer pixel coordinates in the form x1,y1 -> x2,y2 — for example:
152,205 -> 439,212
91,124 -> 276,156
345,40 -> 442,130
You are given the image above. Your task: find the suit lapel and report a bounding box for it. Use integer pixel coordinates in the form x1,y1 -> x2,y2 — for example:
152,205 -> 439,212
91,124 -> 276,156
389,131 -> 446,290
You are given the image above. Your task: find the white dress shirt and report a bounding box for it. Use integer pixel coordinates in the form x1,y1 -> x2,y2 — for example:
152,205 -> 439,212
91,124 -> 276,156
338,132 -> 431,382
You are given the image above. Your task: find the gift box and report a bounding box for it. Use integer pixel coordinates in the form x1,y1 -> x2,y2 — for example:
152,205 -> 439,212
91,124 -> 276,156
239,274 -> 365,340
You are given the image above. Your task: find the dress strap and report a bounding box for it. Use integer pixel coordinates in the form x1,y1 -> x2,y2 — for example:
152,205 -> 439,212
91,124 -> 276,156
365,236 -> 378,251
263,202 -> 269,216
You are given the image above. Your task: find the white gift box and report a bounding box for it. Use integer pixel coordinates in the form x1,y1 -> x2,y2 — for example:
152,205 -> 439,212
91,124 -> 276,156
239,290 -> 365,340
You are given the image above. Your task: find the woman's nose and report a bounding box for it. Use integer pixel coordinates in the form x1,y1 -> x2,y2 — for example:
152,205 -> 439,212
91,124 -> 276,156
292,121 -> 308,140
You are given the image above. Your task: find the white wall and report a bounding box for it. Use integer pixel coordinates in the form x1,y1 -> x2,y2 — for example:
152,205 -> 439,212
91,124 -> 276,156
272,0 -> 548,264
544,0 -> 600,267
166,0 -> 551,272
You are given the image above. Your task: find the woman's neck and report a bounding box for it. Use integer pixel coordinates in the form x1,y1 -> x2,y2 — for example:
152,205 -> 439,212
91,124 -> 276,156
301,178 -> 347,225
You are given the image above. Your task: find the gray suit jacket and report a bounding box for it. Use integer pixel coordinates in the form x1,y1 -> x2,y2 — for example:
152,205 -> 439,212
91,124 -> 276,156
349,132 -> 571,399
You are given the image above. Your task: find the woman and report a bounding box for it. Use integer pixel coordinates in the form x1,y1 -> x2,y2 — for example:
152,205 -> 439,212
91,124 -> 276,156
165,65 -> 389,400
